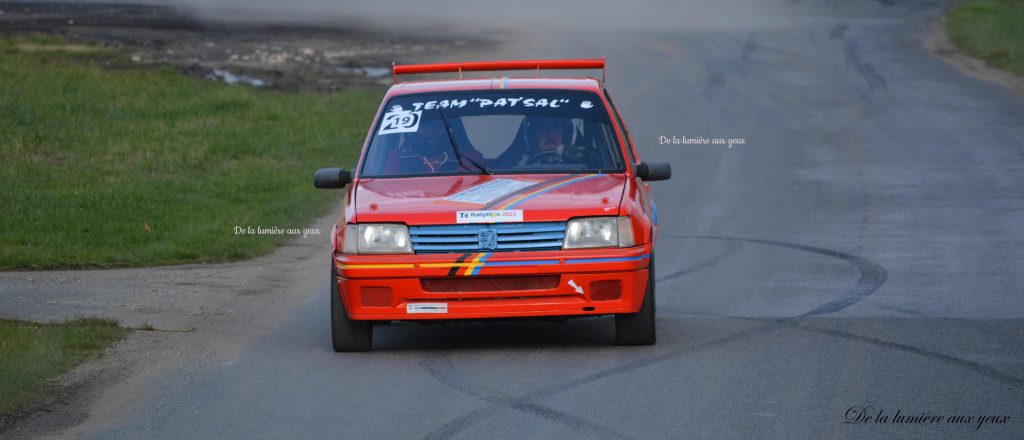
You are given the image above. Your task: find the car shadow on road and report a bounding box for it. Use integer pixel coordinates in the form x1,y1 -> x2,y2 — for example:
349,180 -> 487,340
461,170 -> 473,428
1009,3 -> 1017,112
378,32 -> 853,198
365,317 -> 618,352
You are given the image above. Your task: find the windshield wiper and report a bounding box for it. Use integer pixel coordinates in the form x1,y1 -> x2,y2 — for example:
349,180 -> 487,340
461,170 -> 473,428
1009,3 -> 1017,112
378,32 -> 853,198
438,108 -> 492,175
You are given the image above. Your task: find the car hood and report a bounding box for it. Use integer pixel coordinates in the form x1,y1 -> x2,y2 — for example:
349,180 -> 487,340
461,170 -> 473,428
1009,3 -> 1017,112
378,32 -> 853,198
354,174 -> 626,225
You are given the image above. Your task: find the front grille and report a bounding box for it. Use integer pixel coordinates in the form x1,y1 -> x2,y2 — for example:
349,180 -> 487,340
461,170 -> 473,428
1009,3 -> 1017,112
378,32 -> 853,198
409,221 -> 566,253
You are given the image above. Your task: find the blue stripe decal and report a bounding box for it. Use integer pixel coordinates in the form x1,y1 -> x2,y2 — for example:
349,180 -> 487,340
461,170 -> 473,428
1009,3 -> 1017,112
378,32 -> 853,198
565,254 -> 650,264
469,253 -> 491,275
485,259 -> 561,267
652,201 -> 658,225
476,254 -> 648,269
503,174 -> 603,209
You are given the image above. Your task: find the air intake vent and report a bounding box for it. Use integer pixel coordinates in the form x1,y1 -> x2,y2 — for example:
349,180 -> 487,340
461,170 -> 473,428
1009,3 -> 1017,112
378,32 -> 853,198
589,280 -> 622,301
422,275 -> 560,292
360,286 -> 393,307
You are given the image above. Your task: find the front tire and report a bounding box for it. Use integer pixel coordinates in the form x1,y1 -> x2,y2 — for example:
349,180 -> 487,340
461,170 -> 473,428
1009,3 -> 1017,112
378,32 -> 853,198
331,263 -> 372,352
615,254 -> 656,346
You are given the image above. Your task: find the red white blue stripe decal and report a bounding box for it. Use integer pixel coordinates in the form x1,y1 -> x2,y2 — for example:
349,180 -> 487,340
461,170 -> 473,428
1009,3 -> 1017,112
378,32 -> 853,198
494,174 -> 601,210
481,174 -> 597,210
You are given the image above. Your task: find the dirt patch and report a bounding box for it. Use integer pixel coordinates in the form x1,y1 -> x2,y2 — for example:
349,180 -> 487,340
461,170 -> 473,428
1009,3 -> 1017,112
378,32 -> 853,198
0,1 -> 488,91
11,41 -> 103,52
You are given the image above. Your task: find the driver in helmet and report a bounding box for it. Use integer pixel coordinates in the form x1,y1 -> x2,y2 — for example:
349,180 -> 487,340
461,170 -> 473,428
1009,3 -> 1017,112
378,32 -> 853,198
516,116 -> 573,166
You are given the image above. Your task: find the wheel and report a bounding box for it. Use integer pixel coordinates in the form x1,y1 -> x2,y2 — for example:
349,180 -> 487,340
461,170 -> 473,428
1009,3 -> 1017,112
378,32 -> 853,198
331,263 -> 372,352
615,253 -> 656,346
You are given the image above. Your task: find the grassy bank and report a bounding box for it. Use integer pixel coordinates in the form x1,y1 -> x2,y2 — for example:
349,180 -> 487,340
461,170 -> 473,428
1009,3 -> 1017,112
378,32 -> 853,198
947,0 -> 1024,76
0,36 -> 379,269
0,318 -> 127,415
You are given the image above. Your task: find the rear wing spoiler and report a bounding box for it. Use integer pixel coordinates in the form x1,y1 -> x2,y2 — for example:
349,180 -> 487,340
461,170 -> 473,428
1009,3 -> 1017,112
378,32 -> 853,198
392,58 -> 606,83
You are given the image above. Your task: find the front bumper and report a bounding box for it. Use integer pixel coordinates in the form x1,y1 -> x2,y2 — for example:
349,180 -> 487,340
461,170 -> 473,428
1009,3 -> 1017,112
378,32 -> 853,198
334,245 -> 651,320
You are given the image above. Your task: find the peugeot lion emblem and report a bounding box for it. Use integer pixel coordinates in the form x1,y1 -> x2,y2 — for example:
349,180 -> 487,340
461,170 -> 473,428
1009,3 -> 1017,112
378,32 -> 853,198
478,229 -> 498,250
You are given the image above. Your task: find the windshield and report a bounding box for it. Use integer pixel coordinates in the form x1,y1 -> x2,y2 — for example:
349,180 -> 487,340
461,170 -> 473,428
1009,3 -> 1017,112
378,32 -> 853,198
360,90 -> 625,177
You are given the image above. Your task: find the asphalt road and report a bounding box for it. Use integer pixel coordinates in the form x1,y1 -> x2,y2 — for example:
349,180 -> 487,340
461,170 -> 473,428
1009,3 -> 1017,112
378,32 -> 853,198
9,0 -> 1024,439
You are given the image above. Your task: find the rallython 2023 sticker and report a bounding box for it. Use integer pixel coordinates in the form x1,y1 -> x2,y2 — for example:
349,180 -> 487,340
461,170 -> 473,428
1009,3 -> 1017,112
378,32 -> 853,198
456,210 -> 523,224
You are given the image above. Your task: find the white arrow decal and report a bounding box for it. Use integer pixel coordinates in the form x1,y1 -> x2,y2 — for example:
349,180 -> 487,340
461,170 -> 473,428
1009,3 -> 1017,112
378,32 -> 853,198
568,279 -> 584,294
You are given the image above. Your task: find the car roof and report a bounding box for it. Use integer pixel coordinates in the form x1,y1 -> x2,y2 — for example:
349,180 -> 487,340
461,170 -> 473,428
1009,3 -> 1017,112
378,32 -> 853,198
384,77 -> 604,99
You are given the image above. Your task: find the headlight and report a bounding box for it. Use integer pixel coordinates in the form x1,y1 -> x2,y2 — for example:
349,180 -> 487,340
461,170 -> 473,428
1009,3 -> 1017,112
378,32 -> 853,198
563,216 -> 635,249
342,224 -> 412,254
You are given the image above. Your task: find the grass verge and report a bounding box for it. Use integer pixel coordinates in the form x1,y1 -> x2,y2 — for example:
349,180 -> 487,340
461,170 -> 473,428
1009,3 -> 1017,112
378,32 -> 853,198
947,0 -> 1024,76
0,35 -> 380,269
0,318 -> 128,416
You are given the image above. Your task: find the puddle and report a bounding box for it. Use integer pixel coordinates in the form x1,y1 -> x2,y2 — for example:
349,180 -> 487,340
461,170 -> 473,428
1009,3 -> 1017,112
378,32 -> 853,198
336,66 -> 391,78
212,69 -> 266,87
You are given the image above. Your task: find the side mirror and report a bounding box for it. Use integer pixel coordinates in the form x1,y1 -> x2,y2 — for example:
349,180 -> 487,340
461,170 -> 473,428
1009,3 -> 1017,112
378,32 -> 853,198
635,161 -> 671,181
313,168 -> 353,189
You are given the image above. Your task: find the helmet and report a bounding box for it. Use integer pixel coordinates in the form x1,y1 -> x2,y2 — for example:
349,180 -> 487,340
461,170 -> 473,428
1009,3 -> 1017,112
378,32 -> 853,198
524,116 -> 573,152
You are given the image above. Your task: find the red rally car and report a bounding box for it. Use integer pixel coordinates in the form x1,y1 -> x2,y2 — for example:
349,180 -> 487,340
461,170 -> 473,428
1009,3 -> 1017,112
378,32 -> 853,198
314,59 -> 671,351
